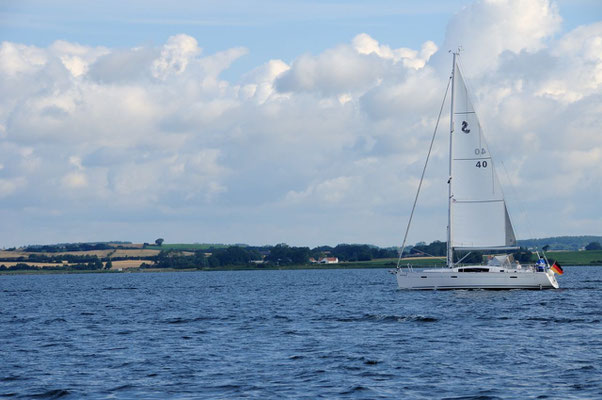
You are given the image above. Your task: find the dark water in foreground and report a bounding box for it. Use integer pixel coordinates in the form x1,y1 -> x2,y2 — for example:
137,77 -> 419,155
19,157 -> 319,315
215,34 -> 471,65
1,267 -> 601,399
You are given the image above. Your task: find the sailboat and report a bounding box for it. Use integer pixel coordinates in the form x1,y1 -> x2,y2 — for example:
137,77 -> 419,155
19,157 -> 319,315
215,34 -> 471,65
395,51 -> 560,290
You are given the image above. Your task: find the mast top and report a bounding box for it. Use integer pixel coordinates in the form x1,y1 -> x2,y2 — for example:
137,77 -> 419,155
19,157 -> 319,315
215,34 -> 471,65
450,46 -> 463,56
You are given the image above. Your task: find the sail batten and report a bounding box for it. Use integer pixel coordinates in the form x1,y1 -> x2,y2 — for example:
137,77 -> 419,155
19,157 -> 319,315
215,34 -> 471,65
450,62 -> 516,249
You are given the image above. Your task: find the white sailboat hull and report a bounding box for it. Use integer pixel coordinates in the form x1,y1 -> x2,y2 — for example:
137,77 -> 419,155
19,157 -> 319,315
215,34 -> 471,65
396,267 -> 559,290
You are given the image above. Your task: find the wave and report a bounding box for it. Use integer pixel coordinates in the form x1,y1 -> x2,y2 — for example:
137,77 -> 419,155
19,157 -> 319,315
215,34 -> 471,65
162,316 -> 218,324
441,396 -> 502,400
567,365 -> 596,372
108,384 -> 136,392
8,317 -> 36,324
364,313 -> 437,323
28,389 -> 71,399
339,385 -> 371,395
330,314 -> 438,323
2,289 -> 32,293
0,375 -> 24,382
524,316 -> 598,323
43,318 -> 67,324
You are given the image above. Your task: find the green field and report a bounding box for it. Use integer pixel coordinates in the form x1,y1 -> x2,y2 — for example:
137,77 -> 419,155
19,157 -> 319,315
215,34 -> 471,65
542,250 -> 602,266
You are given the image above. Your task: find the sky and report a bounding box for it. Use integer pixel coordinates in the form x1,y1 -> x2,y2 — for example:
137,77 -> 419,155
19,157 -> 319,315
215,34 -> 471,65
0,0 -> 601,248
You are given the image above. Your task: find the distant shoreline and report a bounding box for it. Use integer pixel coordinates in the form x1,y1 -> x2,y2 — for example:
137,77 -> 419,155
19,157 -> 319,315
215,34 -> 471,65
0,262 -> 398,275
1,263 -> 599,276
2,246 -> 600,276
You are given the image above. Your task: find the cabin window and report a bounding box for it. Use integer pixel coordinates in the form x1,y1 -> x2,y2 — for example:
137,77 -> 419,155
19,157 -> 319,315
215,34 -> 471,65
458,268 -> 489,273
420,276 -> 427,278
451,276 -> 458,278
510,276 -> 517,279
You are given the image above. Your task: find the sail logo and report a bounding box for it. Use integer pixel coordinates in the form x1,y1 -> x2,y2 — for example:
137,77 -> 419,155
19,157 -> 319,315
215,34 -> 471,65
461,121 -> 470,133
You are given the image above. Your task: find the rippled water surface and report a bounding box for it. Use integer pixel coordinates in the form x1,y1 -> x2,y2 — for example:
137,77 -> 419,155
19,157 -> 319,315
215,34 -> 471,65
1,267 -> 601,399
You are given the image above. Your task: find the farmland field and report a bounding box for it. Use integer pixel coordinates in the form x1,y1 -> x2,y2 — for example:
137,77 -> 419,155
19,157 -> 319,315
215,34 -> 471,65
543,250 -> 602,265
110,259 -> 154,269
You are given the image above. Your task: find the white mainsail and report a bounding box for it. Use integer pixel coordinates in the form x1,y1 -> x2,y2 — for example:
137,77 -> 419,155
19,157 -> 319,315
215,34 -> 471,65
450,62 -> 517,250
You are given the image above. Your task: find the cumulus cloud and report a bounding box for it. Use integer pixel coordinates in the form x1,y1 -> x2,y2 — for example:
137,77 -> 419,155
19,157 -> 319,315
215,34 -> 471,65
0,0 -> 601,247
88,47 -> 158,83
62,172 -> 88,189
285,176 -> 359,205
0,42 -> 47,76
275,44 -> 385,96
353,33 -> 438,69
0,177 -> 26,198
151,34 -> 202,80
441,0 -> 562,74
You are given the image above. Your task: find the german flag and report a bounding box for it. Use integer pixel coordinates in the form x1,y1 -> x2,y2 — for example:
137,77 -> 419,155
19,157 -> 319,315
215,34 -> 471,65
550,261 -> 564,275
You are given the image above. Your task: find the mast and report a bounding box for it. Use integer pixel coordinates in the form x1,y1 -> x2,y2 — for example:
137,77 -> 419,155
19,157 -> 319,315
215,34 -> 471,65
447,51 -> 456,268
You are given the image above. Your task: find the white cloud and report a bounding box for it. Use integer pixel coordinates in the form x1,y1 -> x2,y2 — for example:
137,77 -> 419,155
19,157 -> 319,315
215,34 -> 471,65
62,172 -> 88,189
151,34 -> 202,80
0,42 -> 47,76
442,0 -> 562,74
50,40 -> 109,78
275,44 -> 386,95
285,176 -> 359,205
353,33 -> 438,69
241,59 -> 290,103
539,21 -> 602,102
0,3 -> 601,247
0,177 -> 26,198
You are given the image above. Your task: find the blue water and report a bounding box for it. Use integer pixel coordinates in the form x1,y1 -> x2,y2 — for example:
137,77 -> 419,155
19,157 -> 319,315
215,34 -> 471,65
1,267 -> 601,399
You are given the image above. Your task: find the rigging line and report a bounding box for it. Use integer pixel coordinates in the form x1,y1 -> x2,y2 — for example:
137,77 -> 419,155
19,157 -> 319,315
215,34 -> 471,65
455,251 -> 472,265
396,74 -> 452,270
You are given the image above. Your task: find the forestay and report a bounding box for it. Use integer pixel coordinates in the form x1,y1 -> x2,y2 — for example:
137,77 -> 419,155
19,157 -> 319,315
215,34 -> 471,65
450,63 -> 516,250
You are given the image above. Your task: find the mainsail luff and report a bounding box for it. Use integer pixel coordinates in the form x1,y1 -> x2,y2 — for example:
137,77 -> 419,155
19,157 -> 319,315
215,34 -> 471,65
449,57 -> 517,250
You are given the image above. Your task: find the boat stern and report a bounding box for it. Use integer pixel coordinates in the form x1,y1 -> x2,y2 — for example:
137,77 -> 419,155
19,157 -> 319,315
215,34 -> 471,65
546,270 -> 560,289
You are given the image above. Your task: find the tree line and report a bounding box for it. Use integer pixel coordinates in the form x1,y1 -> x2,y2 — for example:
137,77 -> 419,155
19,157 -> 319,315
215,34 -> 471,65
147,243 -> 399,269
0,243 -> 400,271
0,259 -> 104,271
21,243 -> 114,253
11,238 -> 595,271
0,253 -> 104,263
